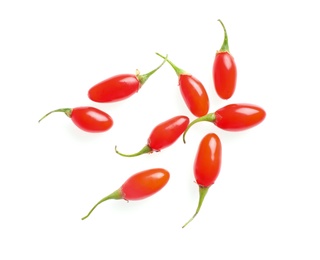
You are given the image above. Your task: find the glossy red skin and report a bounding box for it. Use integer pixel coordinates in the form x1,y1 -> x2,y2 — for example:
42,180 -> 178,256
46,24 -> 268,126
121,168 -> 170,200
179,74 -> 209,117
214,103 -> 266,131
194,133 -> 222,187
88,74 -> 140,102
213,52 -> 237,99
71,107 -> 113,133
148,115 -> 189,151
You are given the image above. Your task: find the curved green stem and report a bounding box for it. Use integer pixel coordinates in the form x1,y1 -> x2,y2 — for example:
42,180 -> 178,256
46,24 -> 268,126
115,145 -> 153,157
182,113 -> 215,143
38,108 -> 72,123
155,52 -> 186,76
217,19 -> 230,52
137,54 -> 168,85
182,186 -> 209,228
81,189 -> 122,220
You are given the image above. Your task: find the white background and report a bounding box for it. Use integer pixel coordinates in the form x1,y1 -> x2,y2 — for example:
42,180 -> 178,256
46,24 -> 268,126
1,0 -> 320,259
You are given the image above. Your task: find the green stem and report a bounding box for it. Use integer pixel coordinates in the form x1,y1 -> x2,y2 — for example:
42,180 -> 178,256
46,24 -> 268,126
217,19 -> 230,52
137,54 -> 168,85
38,108 -> 72,123
114,145 -> 153,157
81,189 -> 122,220
155,52 -> 186,76
182,186 -> 209,228
182,113 -> 215,143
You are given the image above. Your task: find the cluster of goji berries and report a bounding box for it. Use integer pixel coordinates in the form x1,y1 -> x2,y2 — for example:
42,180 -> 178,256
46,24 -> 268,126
39,20 -> 266,228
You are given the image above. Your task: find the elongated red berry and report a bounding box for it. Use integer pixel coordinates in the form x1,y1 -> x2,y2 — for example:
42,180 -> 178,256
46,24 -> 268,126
213,19 -> 237,100
81,168 -> 170,220
88,56 -> 167,102
156,52 -> 209,117
182,133 -> 222,228
38,106 -> 113,133
115,115 -> 189,157
183,103 -> 266,143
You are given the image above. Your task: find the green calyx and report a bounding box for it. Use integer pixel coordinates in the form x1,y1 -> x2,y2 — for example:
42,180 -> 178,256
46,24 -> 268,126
115,145 -> 153,157
182,186 -> 210,228
155,52 -> 187,76
38,108 -> 72,123
81,189 -> 122,220
182,113 -> 216,143
217,19 -> 230,53
137,54 -> 168,86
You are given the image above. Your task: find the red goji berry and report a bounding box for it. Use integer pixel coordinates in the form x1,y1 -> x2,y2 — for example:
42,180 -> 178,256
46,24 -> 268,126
213,19 -> 237,100
38,106 -> 113,133
183,103 -> 266,143
115,115 -> 189,157
88,56 -> 167,103
182,133 -> 222,228
81,168 -> 170,220
156,53 -> 209,117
